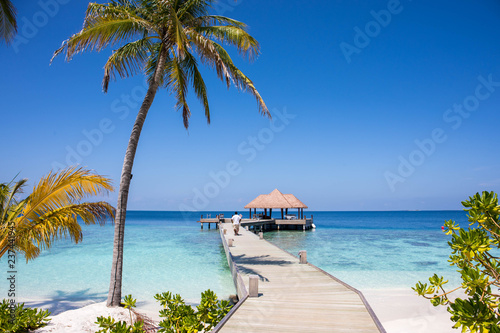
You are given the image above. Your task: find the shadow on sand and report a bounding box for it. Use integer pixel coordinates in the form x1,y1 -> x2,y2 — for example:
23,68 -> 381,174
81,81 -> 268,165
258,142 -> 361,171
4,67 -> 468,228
25,289 -> 106,315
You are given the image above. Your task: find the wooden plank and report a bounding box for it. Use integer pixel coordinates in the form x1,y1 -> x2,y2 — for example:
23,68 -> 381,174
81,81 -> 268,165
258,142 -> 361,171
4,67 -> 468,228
215,223 -> 386,333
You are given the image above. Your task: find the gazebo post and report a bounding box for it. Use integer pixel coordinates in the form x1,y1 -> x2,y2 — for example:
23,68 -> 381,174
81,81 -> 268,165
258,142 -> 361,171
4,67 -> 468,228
298,208 -> 300,219
264,208 -> 267,217
249,208 -> 251,219
269,208 -> 272,219
281,208 -> 283,219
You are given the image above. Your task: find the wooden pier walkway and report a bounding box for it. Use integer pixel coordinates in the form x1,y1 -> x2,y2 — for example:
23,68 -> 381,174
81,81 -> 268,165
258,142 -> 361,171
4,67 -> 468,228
213,223 -> 386,333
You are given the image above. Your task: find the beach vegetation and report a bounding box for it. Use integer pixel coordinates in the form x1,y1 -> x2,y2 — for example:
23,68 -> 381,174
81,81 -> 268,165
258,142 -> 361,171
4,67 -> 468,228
95,316 -> 145,333
51,0 -> 269,307
0,167 -> 115,261
0,299 -> 51,332
414,191 -> 500,332
156,289 -> 232,333
0,0 -> 17,44
95,290 -> 231,333
96,294 -> 146,333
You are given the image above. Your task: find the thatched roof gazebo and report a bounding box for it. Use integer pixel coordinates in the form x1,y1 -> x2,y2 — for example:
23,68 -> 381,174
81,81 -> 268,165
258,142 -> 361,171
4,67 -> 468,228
244,189 -> 308,219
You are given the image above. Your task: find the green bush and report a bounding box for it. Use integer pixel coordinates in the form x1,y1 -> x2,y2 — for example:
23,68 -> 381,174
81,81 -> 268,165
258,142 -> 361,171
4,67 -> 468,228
0,299 -> 50,333
413,191 -> 500,332
96,295 -> 144,333
96,290 -> 232,333
95,316 -> 144,333
156,290 -> 232,333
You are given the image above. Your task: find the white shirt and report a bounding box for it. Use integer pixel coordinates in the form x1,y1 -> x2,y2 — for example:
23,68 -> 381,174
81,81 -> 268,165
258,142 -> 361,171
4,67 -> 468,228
231,214 -> 241,225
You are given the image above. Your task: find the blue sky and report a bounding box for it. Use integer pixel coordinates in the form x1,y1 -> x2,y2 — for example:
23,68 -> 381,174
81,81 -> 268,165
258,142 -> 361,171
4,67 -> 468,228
1,0 -> 500,211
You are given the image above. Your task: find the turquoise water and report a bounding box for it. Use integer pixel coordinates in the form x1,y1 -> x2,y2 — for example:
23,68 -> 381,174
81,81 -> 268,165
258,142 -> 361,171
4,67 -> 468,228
1,210 -> 466,314
265,211 -> 466,289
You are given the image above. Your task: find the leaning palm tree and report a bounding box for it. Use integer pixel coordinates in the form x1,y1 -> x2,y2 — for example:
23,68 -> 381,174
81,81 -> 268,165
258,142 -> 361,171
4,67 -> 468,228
0,167 -> 115,261
0,0 -> 17,44
52,0 -> 269,306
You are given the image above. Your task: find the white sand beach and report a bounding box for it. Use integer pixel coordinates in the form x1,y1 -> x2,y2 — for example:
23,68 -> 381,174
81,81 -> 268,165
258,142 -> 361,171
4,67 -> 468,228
34,302 -> 134,333
363,289 -> 456,333
32,288 -> 457,332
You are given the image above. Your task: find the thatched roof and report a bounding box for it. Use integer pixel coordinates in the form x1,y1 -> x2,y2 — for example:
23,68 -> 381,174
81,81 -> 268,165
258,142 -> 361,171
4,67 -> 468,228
244,189 -> 308,209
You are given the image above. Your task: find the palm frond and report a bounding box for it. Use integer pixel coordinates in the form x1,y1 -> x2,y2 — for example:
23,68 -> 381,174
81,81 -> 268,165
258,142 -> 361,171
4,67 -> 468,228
178,0 -> 210,21
213,42 -> 269,117
167,5 -> 189,60
0,178 -> 27,224
0,168 -> 115,261
16,202 -> 114,261
51,1 -> 153,63
194,25 -> 259,60
0,0 -> 16,44
181,51 -> 210,123
103,37 -> 155,92
168,54 -> 191,128
20,167 -> 114,224
188,32 -> 231,87
196,14 -> 246,30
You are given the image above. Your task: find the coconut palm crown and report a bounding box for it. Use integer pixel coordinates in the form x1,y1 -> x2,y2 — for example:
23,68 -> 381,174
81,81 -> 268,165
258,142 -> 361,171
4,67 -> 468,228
52,0 -> 269,307
0,167 -> 115,261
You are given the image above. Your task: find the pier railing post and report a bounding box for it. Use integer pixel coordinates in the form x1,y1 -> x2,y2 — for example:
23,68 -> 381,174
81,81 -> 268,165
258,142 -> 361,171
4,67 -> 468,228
259,232 -> 263,239
249,275 -> 259,297
299,250 -> 307,264
228,238 -> 234,247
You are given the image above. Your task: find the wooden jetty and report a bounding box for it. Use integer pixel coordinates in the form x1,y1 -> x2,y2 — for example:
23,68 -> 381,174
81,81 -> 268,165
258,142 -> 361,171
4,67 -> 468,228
213,222 -> 386,333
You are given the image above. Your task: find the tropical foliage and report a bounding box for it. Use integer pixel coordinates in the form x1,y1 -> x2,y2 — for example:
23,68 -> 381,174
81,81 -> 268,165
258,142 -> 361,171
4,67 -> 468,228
156,289 -> 232,333
414,191 -> 500,332
0,167 -> 115,261
0,0 -> 17,44
52,0 -> 269,306
95,291 -> 231,333
0,299 -> 51,332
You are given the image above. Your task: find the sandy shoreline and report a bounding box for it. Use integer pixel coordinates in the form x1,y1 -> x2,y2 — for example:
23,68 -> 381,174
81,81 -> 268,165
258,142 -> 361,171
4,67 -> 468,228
28,288 -> 457,332
363,289 -> 456,333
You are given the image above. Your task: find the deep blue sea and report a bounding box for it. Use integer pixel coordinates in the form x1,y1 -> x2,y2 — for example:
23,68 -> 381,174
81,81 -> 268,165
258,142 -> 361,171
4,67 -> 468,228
0,210 -> 467,315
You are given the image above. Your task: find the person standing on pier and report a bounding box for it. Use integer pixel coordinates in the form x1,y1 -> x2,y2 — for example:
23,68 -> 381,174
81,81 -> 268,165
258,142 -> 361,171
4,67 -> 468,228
231,212 -> 241,236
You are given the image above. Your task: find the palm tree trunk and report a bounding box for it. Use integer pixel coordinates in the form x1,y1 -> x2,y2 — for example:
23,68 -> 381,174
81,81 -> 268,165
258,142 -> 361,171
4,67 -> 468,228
107,45 -> 169,307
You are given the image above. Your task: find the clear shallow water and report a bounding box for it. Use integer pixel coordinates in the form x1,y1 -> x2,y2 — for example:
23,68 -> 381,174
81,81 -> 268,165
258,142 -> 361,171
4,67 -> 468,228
1,210 -> 467,314
264,211 -> 467,289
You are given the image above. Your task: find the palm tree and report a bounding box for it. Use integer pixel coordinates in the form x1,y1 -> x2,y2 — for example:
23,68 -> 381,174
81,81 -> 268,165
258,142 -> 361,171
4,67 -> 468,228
0,0 -> 17,44
52,0 -> 269,306
0,167 -> 115,261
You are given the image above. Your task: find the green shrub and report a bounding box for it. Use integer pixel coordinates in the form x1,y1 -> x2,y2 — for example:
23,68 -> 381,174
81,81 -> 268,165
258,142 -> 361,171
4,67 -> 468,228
96,295 -> 144,333
95,316 -> 144,333
413,191 -> 500,332
155,290 -> 232,333
96,290 -> 231,333
0,299 -> 50,333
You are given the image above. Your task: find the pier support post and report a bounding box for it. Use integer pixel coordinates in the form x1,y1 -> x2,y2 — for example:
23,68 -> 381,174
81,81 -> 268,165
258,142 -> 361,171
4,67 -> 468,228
201,223 -> 203,230
299,250 -> 307,264
228,238 -> 234,247
259,232 -> 263,240
245,226 -> 249,231
249,275 -> 259,297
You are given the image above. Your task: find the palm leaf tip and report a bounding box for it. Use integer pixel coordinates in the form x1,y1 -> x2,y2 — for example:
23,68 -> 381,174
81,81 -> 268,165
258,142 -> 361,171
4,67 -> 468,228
0,0 -> 17,44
